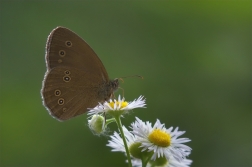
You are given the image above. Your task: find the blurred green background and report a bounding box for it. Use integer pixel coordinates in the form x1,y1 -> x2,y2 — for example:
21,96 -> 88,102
0,1 -> 251,167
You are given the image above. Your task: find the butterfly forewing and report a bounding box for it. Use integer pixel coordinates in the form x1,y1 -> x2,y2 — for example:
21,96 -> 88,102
46,27 -> 109,80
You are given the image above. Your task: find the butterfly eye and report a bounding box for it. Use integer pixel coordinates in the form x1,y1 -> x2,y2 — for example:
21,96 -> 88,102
63,76 -> 71,82
58,98 -> 64,105
59,50 -> 66,57
54,89 -> 61,96
64,70 -> 71,75
65,41 -> 72,47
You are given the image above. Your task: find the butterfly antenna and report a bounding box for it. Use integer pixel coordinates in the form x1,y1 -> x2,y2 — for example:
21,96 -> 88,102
116,75 -> 142,98
118,87 -> 124,97
120,75 -> 143,79
119,78 -> 124,83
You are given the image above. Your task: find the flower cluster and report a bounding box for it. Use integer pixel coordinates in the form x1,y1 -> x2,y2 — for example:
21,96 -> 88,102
88,95 -> 192,167
107,117 -> 192,167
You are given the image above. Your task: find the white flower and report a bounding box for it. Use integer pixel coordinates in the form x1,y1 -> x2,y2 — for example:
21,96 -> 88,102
131,117 -> 192,162
107,125 -> 192,167
87,95 -> 146,117
166,157 -> 192,167
107,126 -> 137,153
131,158 -> 142,167
107,126 -> 152,166
131,157 -> 192,167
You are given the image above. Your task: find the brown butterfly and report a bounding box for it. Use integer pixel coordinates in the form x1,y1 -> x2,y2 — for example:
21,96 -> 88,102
41,27 -> 119,121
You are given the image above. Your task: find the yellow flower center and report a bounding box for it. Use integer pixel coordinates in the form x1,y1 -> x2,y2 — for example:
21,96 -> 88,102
109,101 -> 128,109
148,129 -> 171,147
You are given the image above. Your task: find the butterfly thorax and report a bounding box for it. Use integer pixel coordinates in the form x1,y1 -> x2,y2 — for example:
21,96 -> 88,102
98,78 -> 119,101
111,78 -> 119,91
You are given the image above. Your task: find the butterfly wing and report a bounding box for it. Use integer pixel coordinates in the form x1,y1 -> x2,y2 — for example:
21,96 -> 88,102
42,66 -> 106,121
45,26 -> 109,81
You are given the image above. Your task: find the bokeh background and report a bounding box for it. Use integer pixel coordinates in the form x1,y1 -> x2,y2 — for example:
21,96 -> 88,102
0,1 -> 251,167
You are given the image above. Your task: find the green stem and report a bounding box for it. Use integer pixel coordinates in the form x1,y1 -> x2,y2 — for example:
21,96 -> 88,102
114,116 -> 132,167
141,152 -> 153,167
105,118 -> 115,126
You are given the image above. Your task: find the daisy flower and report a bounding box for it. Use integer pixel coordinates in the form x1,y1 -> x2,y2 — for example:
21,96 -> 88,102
107,126 -> 137,152
131,157 -> 192,167
131,117 -> 192,162
107,126 -> 153,166
107,124 -> 192,167
88,95 -> 146,117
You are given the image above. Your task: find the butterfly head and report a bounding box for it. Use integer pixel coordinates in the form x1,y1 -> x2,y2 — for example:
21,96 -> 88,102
111,78 -> 119,91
